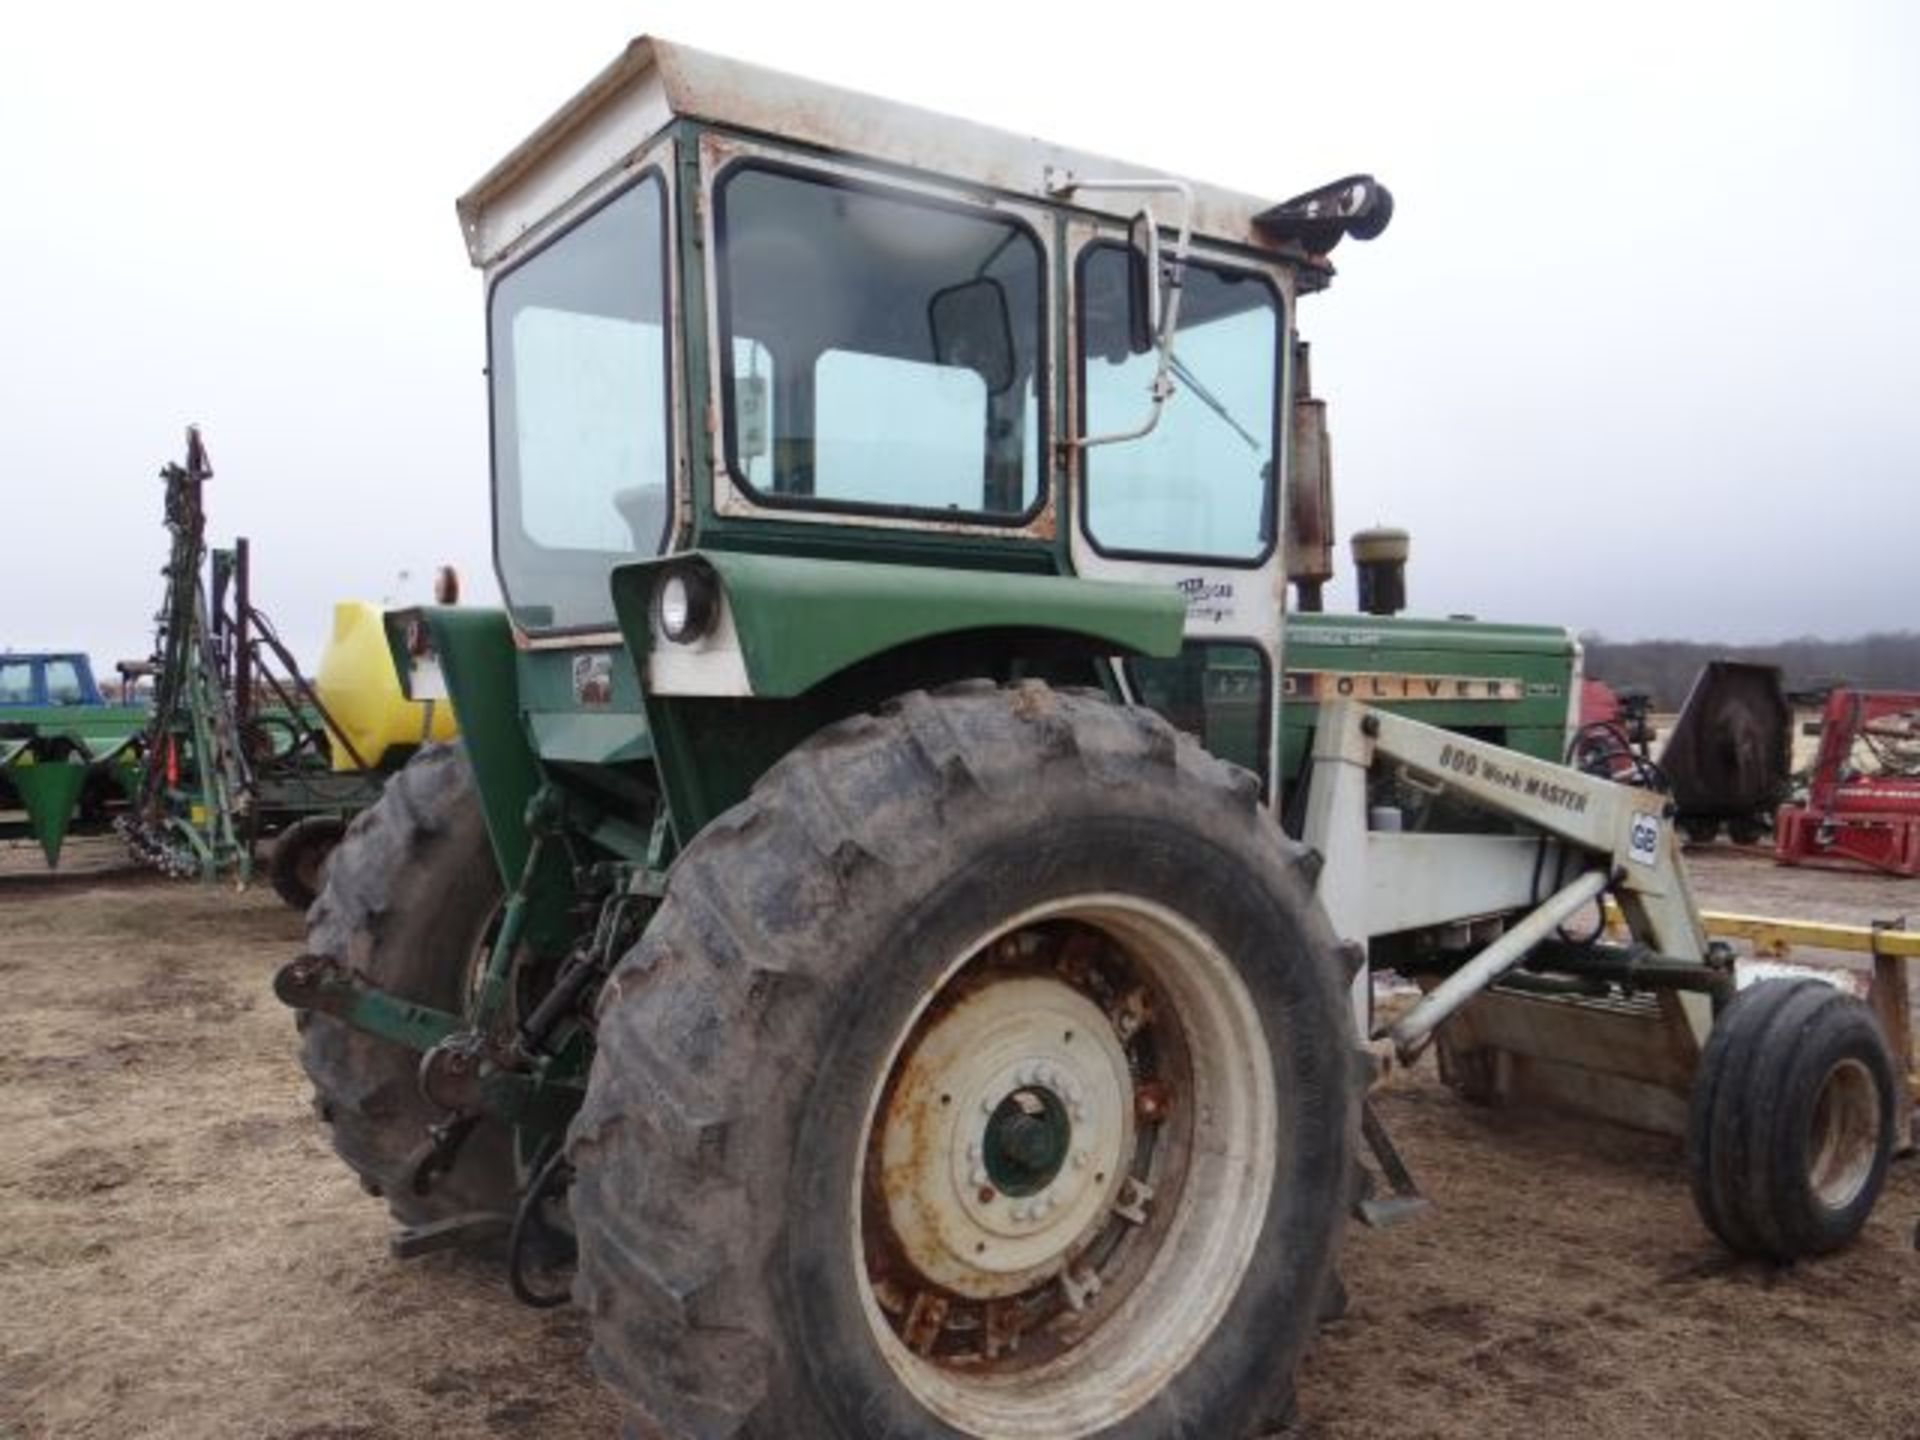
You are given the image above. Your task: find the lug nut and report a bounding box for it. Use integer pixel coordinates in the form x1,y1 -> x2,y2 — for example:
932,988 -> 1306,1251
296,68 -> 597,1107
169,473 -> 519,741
1135,1080 -> 1172,1124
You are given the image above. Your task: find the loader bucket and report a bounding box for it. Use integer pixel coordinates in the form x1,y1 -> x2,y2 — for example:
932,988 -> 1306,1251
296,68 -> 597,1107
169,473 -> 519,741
8,757 -> 90,866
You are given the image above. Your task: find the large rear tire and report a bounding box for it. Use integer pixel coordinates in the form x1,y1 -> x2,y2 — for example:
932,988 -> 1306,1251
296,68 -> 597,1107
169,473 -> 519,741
297,744 -> 517,1231
570,682 -> 1357,1439
1688,977 -> 1897,1260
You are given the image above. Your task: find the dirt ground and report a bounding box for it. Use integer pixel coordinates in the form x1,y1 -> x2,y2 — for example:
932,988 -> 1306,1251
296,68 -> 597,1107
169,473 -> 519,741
2,838 -> 1916,1439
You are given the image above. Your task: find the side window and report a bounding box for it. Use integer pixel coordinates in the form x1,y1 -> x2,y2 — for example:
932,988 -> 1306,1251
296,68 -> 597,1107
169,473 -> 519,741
44,659 -> 85,705
489,174 -> 671,632
1126,643 -> 1270,787
0,662 -> 34,704
1081,246 -> 1281,562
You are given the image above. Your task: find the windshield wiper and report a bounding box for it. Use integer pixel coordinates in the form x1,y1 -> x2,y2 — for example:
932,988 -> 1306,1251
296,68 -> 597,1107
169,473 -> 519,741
1168,355 -> 1261,452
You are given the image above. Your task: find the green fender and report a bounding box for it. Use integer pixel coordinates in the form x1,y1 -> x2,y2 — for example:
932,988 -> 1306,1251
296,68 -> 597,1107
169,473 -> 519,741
610,550 -> 1186,698
610,550 -> 1186,841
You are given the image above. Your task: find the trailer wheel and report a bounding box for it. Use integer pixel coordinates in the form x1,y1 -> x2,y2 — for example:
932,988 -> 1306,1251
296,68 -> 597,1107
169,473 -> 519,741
267,814 -> 347,911
570,682 -> 1356,1439
297,744 -> 516,1232
1688,977 -> 1897,1260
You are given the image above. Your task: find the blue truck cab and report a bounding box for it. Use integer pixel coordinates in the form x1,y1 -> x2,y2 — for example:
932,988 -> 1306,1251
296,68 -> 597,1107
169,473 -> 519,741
0,652 -> 111,708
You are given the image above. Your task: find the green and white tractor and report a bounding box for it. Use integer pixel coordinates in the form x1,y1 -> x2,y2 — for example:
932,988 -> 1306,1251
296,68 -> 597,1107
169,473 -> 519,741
276,39 -> 1902,1439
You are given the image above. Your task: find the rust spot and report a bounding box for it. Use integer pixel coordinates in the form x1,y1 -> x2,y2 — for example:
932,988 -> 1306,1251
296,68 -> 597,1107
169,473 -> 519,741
982,1299 -> 1020,1361
903,1290 -> 950,1355
1111,985 -> 1154,1041
1054,929 -> 1103,990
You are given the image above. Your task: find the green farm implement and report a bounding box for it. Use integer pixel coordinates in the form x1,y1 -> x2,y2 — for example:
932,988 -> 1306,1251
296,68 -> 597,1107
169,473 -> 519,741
5,430 -> 449,905
112,428 -> 386,900
0,652 -> 143,865
275,40 -> 1904,1439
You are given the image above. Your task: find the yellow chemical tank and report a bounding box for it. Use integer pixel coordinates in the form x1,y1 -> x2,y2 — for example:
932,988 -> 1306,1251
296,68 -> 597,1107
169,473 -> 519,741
313,602 -> 458,772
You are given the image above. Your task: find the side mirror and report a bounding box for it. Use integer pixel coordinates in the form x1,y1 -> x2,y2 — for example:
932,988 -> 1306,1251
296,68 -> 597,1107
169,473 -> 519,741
1126,210 -> 1161,356
929,277 -> 1018,394
1048,176 -> 1194,452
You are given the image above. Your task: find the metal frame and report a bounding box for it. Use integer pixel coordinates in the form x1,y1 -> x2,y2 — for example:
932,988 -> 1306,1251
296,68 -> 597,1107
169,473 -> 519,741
696,130 -> 1062,542
456,37 -> 1332,270
1303,700 -> 1716,1135
481,139 -> 686,641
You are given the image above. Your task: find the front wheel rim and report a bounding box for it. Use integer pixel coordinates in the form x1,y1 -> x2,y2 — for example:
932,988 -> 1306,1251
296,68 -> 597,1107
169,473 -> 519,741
854,893 -> 1277,1438
1807,1056 -> 1880,1210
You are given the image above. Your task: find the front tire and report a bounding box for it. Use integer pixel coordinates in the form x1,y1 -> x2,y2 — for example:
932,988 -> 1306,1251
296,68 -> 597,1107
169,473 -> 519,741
1688,977 -> 1897,1260
297,744 -> 517,1231
570,682 -> 1357,1439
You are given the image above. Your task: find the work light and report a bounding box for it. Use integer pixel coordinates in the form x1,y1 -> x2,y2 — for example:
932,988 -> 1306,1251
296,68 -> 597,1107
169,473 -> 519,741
654,566 -> 717,644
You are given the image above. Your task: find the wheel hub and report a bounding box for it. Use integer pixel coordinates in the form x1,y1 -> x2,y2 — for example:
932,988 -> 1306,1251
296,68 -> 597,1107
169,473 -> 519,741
983,1087 -> 1069,1196
877,975 -> 1134,1300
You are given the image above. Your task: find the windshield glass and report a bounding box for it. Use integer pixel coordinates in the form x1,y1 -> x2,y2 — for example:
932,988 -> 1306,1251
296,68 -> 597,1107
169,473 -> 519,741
1079,246 -> 1281,562
716,164 -> 1045,520
489,175 -> 669,631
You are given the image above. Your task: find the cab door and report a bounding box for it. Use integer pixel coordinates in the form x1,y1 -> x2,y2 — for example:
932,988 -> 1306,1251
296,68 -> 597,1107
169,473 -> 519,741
1065,220 -> 1295,805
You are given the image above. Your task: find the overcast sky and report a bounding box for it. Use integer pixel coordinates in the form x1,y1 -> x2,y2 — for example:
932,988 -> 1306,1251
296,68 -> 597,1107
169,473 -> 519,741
3,0 -> 1914,674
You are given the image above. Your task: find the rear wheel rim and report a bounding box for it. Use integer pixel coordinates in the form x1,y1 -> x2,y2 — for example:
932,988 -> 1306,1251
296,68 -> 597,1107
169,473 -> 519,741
854,893 -> 1276,1438
1807,1056 -> 1879,1210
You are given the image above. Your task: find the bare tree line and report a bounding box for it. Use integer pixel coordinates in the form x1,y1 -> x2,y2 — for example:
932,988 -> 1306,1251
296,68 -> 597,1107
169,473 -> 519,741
1581,631 -> 1920,710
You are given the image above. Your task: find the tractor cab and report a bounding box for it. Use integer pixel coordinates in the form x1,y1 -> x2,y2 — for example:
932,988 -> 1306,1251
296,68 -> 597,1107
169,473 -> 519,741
455,37 -> 1396,831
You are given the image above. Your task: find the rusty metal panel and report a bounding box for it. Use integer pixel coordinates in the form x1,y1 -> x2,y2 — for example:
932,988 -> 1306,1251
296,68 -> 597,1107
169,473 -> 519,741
458,43 -> 675,266
1441,989 -> 1698,1094
1500,1055 -> 1691,1137
459,36 -> 1320,269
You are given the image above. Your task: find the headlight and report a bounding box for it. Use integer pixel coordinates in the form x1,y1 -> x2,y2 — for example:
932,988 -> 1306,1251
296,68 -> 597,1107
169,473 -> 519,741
654,565 -> 718,645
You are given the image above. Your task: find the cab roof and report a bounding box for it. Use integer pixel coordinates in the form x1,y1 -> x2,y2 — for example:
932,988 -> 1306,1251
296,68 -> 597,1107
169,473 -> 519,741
457,36 -> 1330,274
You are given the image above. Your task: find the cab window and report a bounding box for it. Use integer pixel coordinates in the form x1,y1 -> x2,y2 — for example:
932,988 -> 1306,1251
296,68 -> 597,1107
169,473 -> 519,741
0,662 -> 34,705
717,164 -> 1046,521
488,175 -> 670,631
44,659 -> 84,705
1080,246 -> 1281,563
